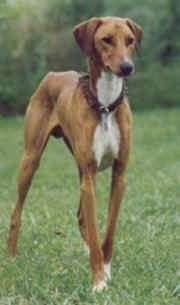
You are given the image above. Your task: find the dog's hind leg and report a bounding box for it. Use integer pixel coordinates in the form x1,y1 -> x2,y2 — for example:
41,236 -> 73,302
77,167 -> 98,255
77,169 -> 92,254
77,198 -> 90,254
7,94 -> 53,256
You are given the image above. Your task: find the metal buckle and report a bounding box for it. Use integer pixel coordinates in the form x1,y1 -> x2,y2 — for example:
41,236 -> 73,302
99,105 -> 110,113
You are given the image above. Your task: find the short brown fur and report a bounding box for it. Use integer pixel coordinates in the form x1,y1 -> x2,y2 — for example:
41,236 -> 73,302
7,17 -> 142,290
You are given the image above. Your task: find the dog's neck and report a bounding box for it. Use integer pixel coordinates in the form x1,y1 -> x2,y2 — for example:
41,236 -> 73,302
88,58 -> 123,107
97,71 -> 123,108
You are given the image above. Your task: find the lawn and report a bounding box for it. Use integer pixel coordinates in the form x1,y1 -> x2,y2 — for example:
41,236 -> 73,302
0,109 -> 179,305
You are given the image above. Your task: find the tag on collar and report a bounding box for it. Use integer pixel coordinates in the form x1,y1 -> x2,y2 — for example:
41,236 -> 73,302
101,111 -> 109,130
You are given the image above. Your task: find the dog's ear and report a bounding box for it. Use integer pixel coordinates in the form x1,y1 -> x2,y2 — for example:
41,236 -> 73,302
126,18 -> 143,44
73,17 -> 102,57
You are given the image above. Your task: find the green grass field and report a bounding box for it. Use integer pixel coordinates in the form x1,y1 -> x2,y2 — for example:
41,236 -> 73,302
0,109 -> 179,305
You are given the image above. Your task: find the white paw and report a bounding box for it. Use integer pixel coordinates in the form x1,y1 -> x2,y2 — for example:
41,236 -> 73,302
92,279 -> 107,292
104,262 -> 111,281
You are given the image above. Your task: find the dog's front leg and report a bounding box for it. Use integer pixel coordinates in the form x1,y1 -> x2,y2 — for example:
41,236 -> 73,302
80,165 -> 106,292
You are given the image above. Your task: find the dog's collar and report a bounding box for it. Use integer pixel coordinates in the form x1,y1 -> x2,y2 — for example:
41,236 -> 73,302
79,73 -> 128,116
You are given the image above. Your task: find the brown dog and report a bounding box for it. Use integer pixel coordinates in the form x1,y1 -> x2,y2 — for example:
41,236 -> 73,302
8,17 -> 142,291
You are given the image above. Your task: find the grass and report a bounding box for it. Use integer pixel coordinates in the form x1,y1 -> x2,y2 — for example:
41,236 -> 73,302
0,108 -> 179,305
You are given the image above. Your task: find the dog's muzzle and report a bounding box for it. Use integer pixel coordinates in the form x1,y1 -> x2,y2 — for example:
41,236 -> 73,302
119,61 -> 134,77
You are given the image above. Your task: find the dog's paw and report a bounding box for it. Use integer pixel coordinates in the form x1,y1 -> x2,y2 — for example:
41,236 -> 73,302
104,262 -> 111,281
92,279 -> 107,292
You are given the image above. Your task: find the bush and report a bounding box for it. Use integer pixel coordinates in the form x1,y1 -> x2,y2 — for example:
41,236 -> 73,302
0,0 -> 179,115
130,61 -> 180,110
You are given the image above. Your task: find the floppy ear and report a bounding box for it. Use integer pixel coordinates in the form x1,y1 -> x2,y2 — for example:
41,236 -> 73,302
126,18 -> 143,44
73,17 -> 102,57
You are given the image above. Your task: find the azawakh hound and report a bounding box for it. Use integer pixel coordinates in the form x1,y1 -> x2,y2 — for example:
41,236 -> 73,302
8,17 -> 142,292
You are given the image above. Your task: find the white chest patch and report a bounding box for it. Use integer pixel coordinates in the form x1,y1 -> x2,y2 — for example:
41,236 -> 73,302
93,113 -> 120,170
92,71 -> 122,170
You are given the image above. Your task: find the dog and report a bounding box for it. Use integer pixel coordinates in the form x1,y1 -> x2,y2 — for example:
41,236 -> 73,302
7,17 -> 142,292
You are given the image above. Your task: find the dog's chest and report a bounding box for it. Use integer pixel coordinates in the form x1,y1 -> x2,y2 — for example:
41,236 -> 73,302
93,114 -> 120,170
92,71 -> 122,170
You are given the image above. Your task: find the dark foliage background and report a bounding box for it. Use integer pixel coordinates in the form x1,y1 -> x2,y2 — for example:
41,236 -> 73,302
0,0 -> 180,115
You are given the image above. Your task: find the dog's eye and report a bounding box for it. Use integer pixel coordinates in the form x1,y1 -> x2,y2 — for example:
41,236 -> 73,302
126,37 -> 135,46
102,36 -> 113,45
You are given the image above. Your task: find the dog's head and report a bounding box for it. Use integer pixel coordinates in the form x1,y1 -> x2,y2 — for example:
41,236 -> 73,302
73,17 -> 142,77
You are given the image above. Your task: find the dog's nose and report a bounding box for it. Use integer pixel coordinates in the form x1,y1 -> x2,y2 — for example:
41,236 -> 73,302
120,62 -> 134,76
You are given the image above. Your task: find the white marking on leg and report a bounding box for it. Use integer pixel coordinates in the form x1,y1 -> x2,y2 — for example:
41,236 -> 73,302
83,241 -> 90,255
104,262 -> 111,281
